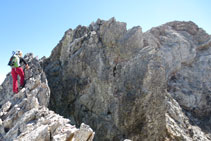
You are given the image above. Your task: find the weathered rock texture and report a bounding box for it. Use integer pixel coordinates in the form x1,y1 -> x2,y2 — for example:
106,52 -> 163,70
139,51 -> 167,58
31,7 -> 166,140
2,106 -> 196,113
43,18 -> 211,141
0,54 -> 94,141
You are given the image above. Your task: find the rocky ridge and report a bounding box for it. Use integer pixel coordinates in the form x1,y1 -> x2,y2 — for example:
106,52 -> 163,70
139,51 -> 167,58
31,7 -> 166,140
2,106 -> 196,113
43,18 -> 211,141
0,54 -> 94,141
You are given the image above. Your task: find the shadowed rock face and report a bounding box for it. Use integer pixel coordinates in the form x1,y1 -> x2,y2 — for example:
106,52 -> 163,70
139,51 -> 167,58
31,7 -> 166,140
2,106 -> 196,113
0,54 -> 94,141
43,18 -> 211,141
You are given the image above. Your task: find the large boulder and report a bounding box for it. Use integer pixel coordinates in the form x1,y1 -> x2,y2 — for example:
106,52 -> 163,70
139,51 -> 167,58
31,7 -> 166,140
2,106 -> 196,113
0,53 -> 94,141
43,18 -> 211,141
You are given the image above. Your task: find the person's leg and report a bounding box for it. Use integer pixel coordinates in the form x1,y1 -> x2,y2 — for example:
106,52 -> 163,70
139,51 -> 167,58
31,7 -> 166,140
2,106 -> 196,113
16,67 -> 25,87
11,68 -> 18,93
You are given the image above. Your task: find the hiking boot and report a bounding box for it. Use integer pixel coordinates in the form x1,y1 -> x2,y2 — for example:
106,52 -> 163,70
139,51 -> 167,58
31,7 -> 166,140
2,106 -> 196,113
19,86 -> 24,89
20,82 -> 25,89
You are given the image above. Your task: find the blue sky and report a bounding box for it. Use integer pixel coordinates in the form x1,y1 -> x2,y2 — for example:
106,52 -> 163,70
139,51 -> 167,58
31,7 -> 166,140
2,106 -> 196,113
0,0 -> 211,84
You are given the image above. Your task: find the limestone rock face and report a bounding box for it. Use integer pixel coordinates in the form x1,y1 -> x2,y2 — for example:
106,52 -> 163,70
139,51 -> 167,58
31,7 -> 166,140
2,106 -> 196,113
0,54 -> 94,141
43,18 -> 211,141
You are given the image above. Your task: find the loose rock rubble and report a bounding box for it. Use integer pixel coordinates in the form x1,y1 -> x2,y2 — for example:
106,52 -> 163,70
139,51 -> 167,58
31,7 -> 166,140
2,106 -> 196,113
0,53 -> 94,141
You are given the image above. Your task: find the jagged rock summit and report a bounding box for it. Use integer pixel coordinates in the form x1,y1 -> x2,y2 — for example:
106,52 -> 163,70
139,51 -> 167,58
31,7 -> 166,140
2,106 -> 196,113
0,54 -> 94,141
43,18 -> 211,141
1,18 -> 211,141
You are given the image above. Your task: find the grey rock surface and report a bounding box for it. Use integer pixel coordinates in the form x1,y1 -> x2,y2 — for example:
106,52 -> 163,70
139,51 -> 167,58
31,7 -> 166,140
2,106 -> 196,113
43,18 -> 211,141
0,53 -> 94,141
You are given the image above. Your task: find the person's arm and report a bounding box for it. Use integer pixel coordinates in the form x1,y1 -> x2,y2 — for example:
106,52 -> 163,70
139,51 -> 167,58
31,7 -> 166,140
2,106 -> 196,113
20,57 -> 27,65
20,58 -> 29,69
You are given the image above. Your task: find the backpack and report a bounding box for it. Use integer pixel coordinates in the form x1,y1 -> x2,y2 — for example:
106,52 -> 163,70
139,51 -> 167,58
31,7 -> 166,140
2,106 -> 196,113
8,55 -> 20,68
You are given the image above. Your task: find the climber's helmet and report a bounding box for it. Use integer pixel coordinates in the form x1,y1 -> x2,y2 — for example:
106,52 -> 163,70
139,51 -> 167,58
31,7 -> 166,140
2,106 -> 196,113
16,50 -> 23,57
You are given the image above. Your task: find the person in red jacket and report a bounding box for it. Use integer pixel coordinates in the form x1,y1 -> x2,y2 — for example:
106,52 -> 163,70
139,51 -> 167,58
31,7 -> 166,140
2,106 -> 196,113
10,51 -> 29,94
